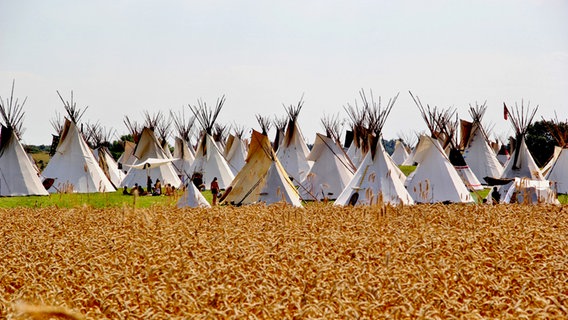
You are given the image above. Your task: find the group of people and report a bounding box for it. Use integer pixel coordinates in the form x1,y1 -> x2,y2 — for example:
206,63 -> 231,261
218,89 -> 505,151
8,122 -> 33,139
122,172 -> 221,205
122,177 -> 176,196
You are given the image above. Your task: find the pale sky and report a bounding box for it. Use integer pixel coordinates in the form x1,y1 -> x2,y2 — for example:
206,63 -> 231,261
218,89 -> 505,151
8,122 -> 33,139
1,0 -> 567,146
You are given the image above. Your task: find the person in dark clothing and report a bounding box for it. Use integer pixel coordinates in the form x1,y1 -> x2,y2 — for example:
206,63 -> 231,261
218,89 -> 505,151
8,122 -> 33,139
210,177 -> 220,205
491,186 -> 501,204
147,176 -> 153,193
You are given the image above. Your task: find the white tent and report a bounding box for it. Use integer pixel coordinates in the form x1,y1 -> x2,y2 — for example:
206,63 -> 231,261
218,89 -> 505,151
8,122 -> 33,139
461,104 -> 503,183
500,103 -> 544,180
301,132 -> 355,201
0,83 -> 49,196
120,127 -> 182,188
406,135 -> 473,203
0,127 -> 49,196
93,146 -> 126,188
42,119 -> 115,193
224,132 -> 248,176
545,147 -> 568,194
334,91 -> 414,206
176,182 -> 211,208
188,96 -> 235,189
335,138 -> 414,206
276,98 -> 313,184
390,139 -> 409,166
221,129 -> 302,207
172,137 -> 194,183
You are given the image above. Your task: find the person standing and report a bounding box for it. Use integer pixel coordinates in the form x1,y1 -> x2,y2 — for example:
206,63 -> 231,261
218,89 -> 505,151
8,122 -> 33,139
210,177 -> 220,205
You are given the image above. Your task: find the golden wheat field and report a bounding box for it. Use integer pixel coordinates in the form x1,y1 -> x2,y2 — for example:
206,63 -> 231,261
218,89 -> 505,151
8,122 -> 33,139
1,203 -> 567,319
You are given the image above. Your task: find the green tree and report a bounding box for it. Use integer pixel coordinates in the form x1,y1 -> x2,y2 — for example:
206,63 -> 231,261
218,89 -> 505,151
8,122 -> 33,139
526,120 -> 555,167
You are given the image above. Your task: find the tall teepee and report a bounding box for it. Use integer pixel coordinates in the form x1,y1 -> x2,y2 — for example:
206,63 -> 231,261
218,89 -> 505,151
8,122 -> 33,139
433,104 -> 483,191
0,81 -> 48,196
301,114 -> 356,201
335,91 -> 414,206
461,102 -> 503,183
188,96 -> 234,189
343,99 -> 369,168
276,97 -> 312,184
500,102 -> 543,180
42,91 -> 115,193
391,139 -> 409,166
405,92 -> 473,203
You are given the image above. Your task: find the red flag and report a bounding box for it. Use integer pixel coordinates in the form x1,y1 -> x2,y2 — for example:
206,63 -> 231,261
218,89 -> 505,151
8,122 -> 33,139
503,103 -> 509,120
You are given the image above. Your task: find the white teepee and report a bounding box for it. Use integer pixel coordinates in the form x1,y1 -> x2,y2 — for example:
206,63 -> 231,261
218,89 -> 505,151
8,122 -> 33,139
171,110 -> 197,185
300,115 -> 356,201
335,91 -> 413,206
542,117 -> 568,194
120,127 -> 182,188
405,135 -> 473,203
0,83 -> 48,196
500,102 -> 544,180
276,97 -> 313,184
177,182 -> 211,208
42,92 -> 115,193
461,103 -> 503,183
391,139 -> 409,166
224,129 -> 248,176
188,96 -> 235,189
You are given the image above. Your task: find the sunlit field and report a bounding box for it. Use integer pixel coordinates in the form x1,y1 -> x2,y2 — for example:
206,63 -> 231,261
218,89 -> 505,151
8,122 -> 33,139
1,203 -> 567,319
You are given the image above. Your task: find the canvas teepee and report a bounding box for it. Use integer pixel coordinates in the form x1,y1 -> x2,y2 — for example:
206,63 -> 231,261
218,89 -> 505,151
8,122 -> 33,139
542,115 -> 568,194
120,125 -> 182,189
335,91 -> 414,206
391,139 -> 409,166
405,92 -> 473,203
224,126 -> 248,176
343,99 -> 368,168
276,97 -> 312,184
171,110 -> 196,184
117,117 -> 141,170
0,81 -> 48,196
500,102 -> 544,180
86,123 -> 126,188
177,183 -> 211,208
434,105 -> 483,191
188,96 -> 235,189
220,116 -> 302,207
461,102 -> 504,184
42,91 -> 115,193
300,114 -> 356,201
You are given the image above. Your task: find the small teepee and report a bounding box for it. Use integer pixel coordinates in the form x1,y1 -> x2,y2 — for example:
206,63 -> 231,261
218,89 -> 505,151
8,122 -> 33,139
188,96 -> 235,189
177,183 -> 211,208
343,99 -> 369,168
276,97 -> 312,184
117,117 -> 141,170
220,116 -> 302,207
42,91 -> 115,193
224,125 -> 248,176
301,114 -> 356,201
171,110 -> 196,184
461,102 -> 504,183
335,90 -> 414,206
405,92 -> 473,203
500,102 -> 544,180
0,81 -> 48,196
87,123 -> 126,188
391,139 -> 409,166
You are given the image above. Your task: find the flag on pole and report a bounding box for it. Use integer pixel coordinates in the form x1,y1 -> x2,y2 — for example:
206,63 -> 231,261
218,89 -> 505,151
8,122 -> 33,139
503,103 -> 509,120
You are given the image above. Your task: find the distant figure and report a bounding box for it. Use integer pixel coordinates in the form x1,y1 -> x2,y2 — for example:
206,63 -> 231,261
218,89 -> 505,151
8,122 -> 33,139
164,183 -> 173,196
122,186 -> 130,195
147,176 -> 153,193
491,187 -> 501,204
210,177 -> 220,205
130,183 -> 139,195
138,185 -> 147,196
153,179 -> 162,196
